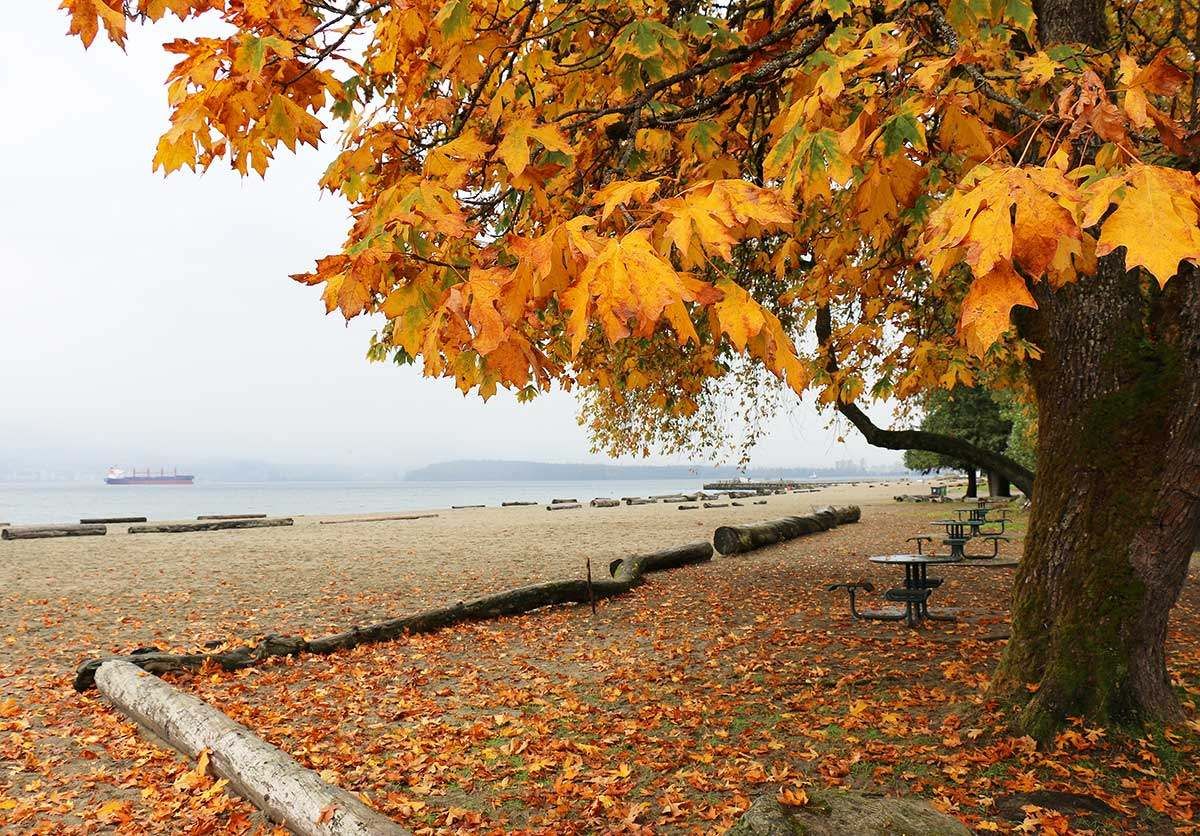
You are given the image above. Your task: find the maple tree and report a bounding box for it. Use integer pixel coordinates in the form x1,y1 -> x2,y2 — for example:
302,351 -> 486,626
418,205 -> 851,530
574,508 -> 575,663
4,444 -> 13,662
58,0 -> 1199,736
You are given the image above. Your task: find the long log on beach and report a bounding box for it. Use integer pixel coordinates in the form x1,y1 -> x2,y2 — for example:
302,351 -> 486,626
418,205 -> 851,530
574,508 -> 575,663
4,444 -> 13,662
451,504 -> 485,509
590,498 -> 620,507
319,514 -> 438,525
74,540 -> 714,691
624,497 -> 655,505
713,506 -> 861,556
128,518 -> 293,535
196,514 -> 267,521
550,498 -> 577,504
3,524 -> 107,540
95,661 -> 407,836
704,502 -> 730,509
546,502 -> 582,511
80,516 -> 146,524
501,501 -> 537,507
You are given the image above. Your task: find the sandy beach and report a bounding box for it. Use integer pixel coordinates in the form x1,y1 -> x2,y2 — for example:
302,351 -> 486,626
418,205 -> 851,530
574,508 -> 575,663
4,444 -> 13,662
3,480 -> 1198,832
0,480 -> 927,660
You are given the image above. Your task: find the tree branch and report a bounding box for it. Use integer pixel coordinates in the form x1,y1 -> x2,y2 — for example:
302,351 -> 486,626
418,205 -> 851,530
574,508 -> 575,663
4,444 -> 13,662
815,306 -> 1036,496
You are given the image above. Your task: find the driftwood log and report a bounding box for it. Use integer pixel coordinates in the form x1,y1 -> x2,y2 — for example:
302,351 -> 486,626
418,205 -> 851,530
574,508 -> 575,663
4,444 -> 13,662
704,502 -> 730,509
590,498 -> 620,507
75,540 -> 716,691
3,524 -> 106,540
501,501 -> 537,506
624,498 -> 655,505
546,502 -> 582,511
550,498 -> 578,504
196,514 -> 267,520
128,518 -> 293,535
319,514 -> 438,525
95,661 -> 407,836
451,504 -> 485,509
754,500 -> 768,505
678,504 -> 699,510
80,516 -> 146,524
713,506 -> 861,556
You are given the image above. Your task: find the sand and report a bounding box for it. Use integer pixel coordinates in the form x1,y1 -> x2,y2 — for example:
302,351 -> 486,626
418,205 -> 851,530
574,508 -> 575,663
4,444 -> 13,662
0,481 -> 928,663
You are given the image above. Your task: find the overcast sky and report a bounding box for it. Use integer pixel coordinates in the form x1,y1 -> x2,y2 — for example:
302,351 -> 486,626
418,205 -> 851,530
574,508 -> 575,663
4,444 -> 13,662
0,6 -> 902,475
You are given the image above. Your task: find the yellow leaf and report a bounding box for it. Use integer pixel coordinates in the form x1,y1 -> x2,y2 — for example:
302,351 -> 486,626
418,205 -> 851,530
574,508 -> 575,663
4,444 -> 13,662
658,180 -> 794,269
958,262 -> 1038,356
497,118 -> 573,177
1095,165 -> 1200,287
425,131 -> 493,188
592,179 -> 662,222
713,279 -> 766,351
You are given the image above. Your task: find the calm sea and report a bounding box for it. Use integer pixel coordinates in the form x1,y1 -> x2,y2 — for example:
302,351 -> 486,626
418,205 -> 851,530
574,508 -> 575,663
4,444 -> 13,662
0,479 -> 727,525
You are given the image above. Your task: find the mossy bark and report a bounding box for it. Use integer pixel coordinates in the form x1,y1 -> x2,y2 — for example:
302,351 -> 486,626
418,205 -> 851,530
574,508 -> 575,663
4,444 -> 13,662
994,258 -> 1200,738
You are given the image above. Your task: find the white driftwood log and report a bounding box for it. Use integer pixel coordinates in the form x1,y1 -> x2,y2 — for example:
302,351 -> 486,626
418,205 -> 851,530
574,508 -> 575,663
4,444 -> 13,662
95,661 -> 408,836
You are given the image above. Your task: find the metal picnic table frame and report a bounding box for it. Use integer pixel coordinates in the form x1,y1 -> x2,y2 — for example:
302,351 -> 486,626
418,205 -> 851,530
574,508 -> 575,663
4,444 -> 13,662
862,553 -> 961,626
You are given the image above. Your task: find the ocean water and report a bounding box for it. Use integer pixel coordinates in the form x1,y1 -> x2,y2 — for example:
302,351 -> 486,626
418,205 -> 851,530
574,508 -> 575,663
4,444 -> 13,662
0,479 -> 735,525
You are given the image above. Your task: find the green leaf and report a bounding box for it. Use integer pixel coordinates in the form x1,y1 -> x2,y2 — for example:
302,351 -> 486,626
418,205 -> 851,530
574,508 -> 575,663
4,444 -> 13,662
1004,0 -> 1035,33
820,0 -> 852,19
882,113 -> 925,156
686,121 -> 720,153
234,36 -> 266,75
435,0 -> 473,42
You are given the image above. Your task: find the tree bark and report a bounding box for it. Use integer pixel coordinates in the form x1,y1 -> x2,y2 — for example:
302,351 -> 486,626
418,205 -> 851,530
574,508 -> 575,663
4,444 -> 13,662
964,468 -> 978,498
986,471 -> 1012,498
993,258 -> 1200,736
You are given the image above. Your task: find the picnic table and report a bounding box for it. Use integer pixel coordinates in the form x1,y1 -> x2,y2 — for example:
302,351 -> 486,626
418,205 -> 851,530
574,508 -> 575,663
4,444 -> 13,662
952,506 -> 1008,535
932,518 -> 1009,559
866,554 -> 960,625
930,519 -> 971,559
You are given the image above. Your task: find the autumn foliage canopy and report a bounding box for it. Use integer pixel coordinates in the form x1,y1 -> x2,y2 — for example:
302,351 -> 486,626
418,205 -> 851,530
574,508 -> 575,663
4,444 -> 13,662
61,0 -> 1199,449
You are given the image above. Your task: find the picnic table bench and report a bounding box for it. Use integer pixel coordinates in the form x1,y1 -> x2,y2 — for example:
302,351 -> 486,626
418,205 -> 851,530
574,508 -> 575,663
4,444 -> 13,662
932,518 -> 1010,559
829,554 -> 960,627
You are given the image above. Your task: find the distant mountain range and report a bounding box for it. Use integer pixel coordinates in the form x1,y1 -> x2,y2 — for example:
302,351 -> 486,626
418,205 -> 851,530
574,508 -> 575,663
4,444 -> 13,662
405,459 -> 909,482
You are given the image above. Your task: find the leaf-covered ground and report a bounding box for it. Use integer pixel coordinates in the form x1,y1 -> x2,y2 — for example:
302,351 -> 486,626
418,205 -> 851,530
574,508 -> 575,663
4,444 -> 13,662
2,500 -> 1197,833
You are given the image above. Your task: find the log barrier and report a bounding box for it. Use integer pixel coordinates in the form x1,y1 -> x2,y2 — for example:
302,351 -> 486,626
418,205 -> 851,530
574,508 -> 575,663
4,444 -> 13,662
128,518 -> 293,535
713,506 -> 861,556
3,524 -> 107,541
80,517 -> 146,524
318,514 -> 438,525
196,514 -> 268,521
95,661 -> 407,835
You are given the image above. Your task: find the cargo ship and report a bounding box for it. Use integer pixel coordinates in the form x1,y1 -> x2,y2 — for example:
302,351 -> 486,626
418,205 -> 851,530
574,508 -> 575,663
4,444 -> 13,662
105,467 -> 194,485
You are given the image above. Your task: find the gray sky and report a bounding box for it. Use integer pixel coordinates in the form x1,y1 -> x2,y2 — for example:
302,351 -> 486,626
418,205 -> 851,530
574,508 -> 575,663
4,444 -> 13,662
0,6 -> 902,475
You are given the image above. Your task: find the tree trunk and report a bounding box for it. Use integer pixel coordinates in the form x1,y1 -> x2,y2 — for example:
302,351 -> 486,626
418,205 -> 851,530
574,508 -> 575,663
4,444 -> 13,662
986,471 -> 1012,498
964,467 -> 978,498
993,258 -> 1200,737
